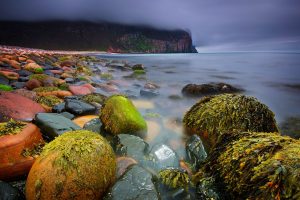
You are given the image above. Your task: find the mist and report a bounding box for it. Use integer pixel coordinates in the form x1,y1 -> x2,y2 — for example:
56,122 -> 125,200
0,0 -> 300,50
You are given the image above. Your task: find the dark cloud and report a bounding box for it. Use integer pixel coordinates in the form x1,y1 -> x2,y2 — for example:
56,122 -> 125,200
0,0 -> 300,49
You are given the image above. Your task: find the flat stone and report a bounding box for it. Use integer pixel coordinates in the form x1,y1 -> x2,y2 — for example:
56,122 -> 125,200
65,99 -> 96,116
0,92 -> 45,122
52,102 -> 66,113
105,165 -> 159,200
34,113 -> 81,140
60,112 -> 75,120
69,84 -> 95,95
83,118 -> 102,133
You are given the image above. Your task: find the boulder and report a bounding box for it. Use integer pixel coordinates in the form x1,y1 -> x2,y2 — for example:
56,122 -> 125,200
34,113 -> 81,140
65,99 -> 96,116
26,130 -> 116,200
182,83 -> 242,97
0,92 -> 45,122
105,165 -> 159,200
100,95 -> 147,138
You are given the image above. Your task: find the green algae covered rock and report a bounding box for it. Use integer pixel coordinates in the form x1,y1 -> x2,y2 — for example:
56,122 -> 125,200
100,95 -> 147,138
183,94 -> 278,151
202,131 -> 300,200
26,130 -> 116,200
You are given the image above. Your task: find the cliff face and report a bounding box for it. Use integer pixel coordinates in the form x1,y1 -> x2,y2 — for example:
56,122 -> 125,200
0,21 -> 197,53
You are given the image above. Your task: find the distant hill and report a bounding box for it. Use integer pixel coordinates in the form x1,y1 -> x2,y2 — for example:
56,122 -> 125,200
0,21 -> 197,53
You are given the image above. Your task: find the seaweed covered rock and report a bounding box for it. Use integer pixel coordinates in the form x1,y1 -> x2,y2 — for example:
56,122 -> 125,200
183,94 -> 278,151
202,132 -> 300,200
26,130 -> 116,200
280,116 -> 300,139
100,95 -> 147,138
36,95 -> 63,111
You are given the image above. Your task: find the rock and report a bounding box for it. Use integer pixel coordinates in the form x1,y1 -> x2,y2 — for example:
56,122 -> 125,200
34,113 -> 81,140
0,92 -> 45,122
116,156 -> 138,179
64,78 -> 75,83
140,89 -> 159,98
52,102 -> 66,113
182,83 -> 242,97
144,82 -> 159,89
195,176 -> 221,200
60,112 -> 75,120
11,81 -> 25,89
0,181 -> 25,200
105,165 -> 159,200
186,135 -> 207,169
65,99 -> 96,116
145,120 -> 160,143
25,79 -> 42,90
0,70 -> 19,80
96,83 -> 119,93
0,75 -> 9,85
0,84 -> 13,91
18,77 -> 29,82
72,115 -> 99,128
60,61 -> 75,67
107,63 -> 130,71
117,134 -> 149,162
24,63 -> 43,73
17,70 -> 32,77
83,118 -> 102,133
148,144 -> 180,171
26,130 -> 116,200
132,64 -> 145,71
183,94 -> 279,151
100,95 -> 147,138
69,84 -> 95,95
12,89 -> 37,101
82,93 -> 107,105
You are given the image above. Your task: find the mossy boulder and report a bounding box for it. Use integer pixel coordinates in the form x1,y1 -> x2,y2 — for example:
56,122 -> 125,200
202,131 -> 300,199
26,130 -> 116,200
100,95 -> 147,138
183,94 -> 278,151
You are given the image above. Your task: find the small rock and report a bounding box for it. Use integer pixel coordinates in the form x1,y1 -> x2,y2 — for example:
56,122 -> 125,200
34,113 -> 81,140
65,99 -> 96,116
140,89 -> 159,98
52,102 -> 66,113
25,79 -> 42,90
132,64 -> 145,71
69,84 -> 95,95
0,92 -> 45,122
144,82 -> 159,89
0,181 -> 25,200
73,115 -> 99,128
18,77 -> 29,82
65,78 -> 75,83
83,118 -> 102,133
186,135 -> 207,170
0,75 -> 9,85
116,156 -> 138,179
17,70 -> 32,77
11,82 -> 25,89
105,165 -> 159,200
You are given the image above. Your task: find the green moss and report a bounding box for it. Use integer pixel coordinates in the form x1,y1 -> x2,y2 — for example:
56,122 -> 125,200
22,142 -> 45,157
0,84 -> 13,91
0,119 -> 26,137
58,82 -> 69,91
58,56 -> 71,62
82,93 -> 107,105
33,87 -> 60,93
36,95 -> 63,107
100,95 -> 147,138
159,168 -> 190,191
133,70 -> 146,75
35,179 -> 43,200
34,68 -> 44,74
183,94 -> 278,151
29,74 -> 49,81
203,131 -> 300,199
100,73 -> 113,80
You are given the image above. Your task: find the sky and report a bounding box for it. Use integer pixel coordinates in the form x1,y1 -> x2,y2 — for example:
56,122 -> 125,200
0,0 -> 300,51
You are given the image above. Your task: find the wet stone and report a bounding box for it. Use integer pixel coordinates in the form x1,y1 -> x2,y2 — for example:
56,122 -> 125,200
148,144 -> 180,172
117,134 -> 149,162
83,118 -> 102,133
196,177 -> 221,200
65,99 -> 96,116
52,102 -> 66,113
60,112 -> 75,120
105,165 -> 159,200
140,89 -> 159,98
0,181 -> 25,200
186,135 -> 207,170
18,77 -> 29,82
11,81 -> 25,89
34,113 -> 81,141
0,75 -> 9,85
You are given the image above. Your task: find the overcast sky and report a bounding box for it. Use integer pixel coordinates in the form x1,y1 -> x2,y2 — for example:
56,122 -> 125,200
0,0 -> 300,50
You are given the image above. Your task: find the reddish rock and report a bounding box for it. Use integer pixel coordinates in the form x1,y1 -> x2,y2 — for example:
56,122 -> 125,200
116,157 -> 138,179
12,89 -> 37,101
60,61 -> 75,67
69,84 -> 95,95
25,79 -> 42,90
50,70 -> 63,75
0,70 -> 19,80
0,92 -> 46,122
97,83 -> 119,93
62,66 -> 73,72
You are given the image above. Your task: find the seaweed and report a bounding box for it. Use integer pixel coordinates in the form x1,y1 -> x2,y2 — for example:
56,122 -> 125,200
159,168 -> 190,191
0,119 -> 26,137
36,95 -> 63,107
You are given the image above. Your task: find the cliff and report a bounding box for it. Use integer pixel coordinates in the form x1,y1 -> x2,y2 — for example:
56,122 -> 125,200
0,21 -> 197,53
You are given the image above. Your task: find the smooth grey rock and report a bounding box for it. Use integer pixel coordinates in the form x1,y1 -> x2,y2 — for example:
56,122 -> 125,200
83,118 -> 102,133
52,102 -> 66,113
0,181 -> 25,200
186,135 -> 207,170
140,89 -> 159,98
105,165 -> 159,200
35,113 -> 81,140
65,99 -> 96,116
60,112 -> 75,120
